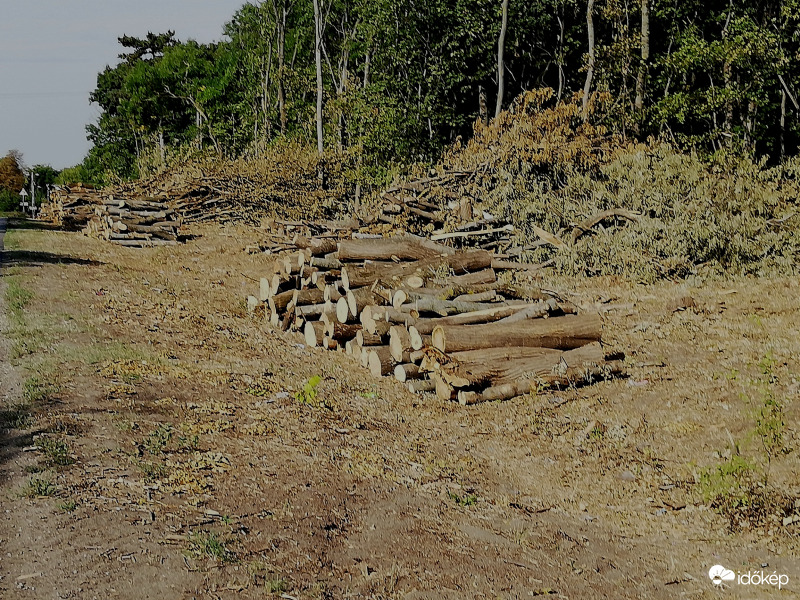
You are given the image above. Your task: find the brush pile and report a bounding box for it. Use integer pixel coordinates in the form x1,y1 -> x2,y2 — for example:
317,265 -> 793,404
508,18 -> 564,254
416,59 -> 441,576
249,235 -> 622,404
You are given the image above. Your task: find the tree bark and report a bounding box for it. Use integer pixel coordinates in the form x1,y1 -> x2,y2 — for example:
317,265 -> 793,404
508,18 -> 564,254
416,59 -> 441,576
634,0 -> 649,112
581,0 -> 596,122
495,0 -> 510,118
313,0 -> 324,155
431,313 -> 602,353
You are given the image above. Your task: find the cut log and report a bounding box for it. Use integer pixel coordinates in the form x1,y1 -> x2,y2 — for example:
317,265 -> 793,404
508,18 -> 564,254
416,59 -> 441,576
457,360 -> 625,405
452,290 -> 497,303
394,363 -> 422,383
346,288 -> 384,320
407,379 -> 435,393
410,303 -> 541,334
433,268 -> 496,287
368,347 -> 394,377
337,235 -> 454,261
389,326 -> 413,362
431,313 -> 602,352
304,321 -> 325,348
259,278 -> 271,302
356,329 -> 384,347
325,321 -> 362,342
400,297 -> 517,318
437,343 -> 604,388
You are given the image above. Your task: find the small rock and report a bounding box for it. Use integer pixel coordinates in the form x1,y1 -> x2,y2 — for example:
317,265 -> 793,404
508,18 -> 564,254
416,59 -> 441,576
619,470 -> 636,482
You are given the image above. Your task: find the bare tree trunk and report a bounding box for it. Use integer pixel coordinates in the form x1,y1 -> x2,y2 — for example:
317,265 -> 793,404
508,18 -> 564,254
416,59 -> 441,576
781,89 -> 787,161
313,0 -> 324,156
556,14 -> 565,102
495,0 -> 510,118
277,5 -> 287,136
363,49 -> 371,87
479,85 -> 488,125
581,0 -> 596,122
634,0 -> 649,112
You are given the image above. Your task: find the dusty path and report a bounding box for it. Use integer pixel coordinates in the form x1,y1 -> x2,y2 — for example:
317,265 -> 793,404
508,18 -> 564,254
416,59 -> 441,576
0,221 -> 798,599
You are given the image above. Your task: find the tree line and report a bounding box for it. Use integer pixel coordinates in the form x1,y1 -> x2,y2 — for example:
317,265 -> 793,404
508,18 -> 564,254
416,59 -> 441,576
62,0 -> 800,184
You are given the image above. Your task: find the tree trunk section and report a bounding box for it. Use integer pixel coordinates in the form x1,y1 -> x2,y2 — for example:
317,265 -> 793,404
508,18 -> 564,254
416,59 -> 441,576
431,313 -> 602,353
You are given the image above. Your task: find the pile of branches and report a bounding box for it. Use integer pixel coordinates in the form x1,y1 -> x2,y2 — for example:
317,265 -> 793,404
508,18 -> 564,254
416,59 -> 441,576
248,235 -> 623,404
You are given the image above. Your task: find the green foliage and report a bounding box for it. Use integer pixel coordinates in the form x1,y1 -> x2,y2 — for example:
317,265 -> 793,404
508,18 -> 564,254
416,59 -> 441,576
36,436 -> 74,468
23,376 -> 58,405
144,424 -> 173,455
21,476 -> 56,498
187,531 -> 234,563
295,376 -> 323,407
0,151 -> 25,195
58,499 -> 78,513
5,277 -> 33,318
447,490 -> 478,507
698,455 -> 756,507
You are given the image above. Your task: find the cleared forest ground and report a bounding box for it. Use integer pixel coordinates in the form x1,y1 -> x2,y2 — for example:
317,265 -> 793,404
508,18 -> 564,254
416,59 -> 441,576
1,219 -> 799,599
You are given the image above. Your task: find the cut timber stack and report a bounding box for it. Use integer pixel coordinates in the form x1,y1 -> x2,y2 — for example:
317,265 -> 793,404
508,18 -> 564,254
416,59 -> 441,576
46,185 -> 182,246
250,234 -> 623,404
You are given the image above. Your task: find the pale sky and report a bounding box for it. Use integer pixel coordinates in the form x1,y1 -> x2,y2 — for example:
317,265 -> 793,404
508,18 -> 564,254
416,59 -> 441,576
0,0 -> 246,170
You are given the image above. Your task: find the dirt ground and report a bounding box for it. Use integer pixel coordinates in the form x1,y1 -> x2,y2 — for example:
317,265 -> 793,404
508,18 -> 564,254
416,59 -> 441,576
1,218 -> 799,599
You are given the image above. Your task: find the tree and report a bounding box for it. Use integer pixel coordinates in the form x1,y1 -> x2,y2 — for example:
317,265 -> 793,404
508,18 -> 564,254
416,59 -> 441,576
0,151 -> 25,194
495,0 -> 510,118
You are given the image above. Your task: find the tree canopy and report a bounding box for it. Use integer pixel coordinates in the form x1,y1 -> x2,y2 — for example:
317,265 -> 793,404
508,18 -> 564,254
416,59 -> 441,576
74,0 -> 800,184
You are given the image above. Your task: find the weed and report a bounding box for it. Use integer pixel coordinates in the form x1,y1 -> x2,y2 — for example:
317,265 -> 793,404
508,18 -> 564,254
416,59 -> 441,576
21,476 -> 56,498
178,433 -> 200,452
23,376 -> 58,404
36,436 -> 74,468
0,402 -> 33,429
59,499 -> 77,512
187,531 -> 233,563
758,351 -> 778,383
295,375 -> 325,407
447,490 -> 478,507
144,424 -> 172,455
698,455 -> 755,507
754,390 -> 788,479
5,277 -> 33,318
139,460 -> 167,482
265,577 -> 288,594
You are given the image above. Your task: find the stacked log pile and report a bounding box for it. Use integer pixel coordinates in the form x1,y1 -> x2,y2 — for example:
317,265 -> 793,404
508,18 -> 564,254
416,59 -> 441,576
250,235 -> 622,404
45,185 -> 182,246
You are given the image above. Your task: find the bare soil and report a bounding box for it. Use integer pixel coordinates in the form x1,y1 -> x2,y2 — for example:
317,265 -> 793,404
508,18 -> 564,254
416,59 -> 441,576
1,219 -> 798,599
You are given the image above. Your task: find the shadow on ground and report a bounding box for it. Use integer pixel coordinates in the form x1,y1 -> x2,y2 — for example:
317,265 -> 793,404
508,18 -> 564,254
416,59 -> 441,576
2,250 -> 104,268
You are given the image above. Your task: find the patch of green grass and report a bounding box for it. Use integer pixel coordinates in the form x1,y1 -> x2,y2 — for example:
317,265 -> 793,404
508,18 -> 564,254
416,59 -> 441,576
265,577 -> 288,594
0,402 -> 33,429
23,376 -> 58,404
20,476 -> 56,498
4,276 -> 33,318
58,499 -> 77,512
447,490 -> 478,507
139,460 -> 167,483
698,455 -> 755,507
144,424 -> 172,455
60,342 -> 156,366
187,531 -> 234,563
36,436 -> 74,468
